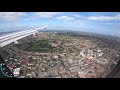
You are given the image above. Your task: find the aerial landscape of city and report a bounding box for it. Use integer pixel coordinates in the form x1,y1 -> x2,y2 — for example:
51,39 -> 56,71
0,12 -> 120,78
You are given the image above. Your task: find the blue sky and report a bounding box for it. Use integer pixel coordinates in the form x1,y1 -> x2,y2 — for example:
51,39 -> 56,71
0,12 -> 120,36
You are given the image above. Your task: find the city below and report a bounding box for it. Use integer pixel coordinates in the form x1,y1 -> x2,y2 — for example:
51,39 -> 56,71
0,30 -> 120,78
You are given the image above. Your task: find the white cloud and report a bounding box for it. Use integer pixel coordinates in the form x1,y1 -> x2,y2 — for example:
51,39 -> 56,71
72,20 -> 86,24
73,14 -> 86,18
88,14 -> 120,21
34,12 -> 62,18
104,22 -> 114,25
0,12 -> 62,21
56,16 -> 74,21
0,12 -> 26,21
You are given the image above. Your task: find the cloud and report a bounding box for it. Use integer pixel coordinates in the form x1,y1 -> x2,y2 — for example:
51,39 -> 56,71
73,14 -> 86,18
104,22 -> 114,25
34,12 -> 62,18
0,12 -> 62,22
72,20 -> 86,24
56,16 -> 75,21
88,14 -> 120,21
0,12 -> 26,21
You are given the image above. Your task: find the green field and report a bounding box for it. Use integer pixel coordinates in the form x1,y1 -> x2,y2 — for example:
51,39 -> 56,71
55,34 -> 77,39
23,40 -> 53,52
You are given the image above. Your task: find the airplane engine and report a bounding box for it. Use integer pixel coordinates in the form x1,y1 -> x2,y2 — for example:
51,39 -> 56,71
13,41 -> 18,44
32,33 -> 36,37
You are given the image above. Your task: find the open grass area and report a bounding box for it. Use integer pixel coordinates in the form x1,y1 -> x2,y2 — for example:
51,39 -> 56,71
55,34 -> 78,39
23,40 -> 53,52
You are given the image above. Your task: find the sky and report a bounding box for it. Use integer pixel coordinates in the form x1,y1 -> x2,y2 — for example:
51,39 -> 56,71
0,12 -> 120,36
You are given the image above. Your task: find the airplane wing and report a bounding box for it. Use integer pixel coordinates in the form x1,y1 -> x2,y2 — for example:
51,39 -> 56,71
0,25 -> 48,48
0,25 -> 48,78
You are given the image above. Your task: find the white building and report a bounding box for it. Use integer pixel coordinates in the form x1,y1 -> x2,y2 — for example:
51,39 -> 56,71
13,68 -> 21,77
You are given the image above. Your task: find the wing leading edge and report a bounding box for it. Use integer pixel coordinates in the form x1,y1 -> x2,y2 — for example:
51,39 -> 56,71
0,25 -> 48,48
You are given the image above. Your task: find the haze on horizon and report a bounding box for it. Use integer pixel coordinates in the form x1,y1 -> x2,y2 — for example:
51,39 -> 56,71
0,12 -> 120,37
